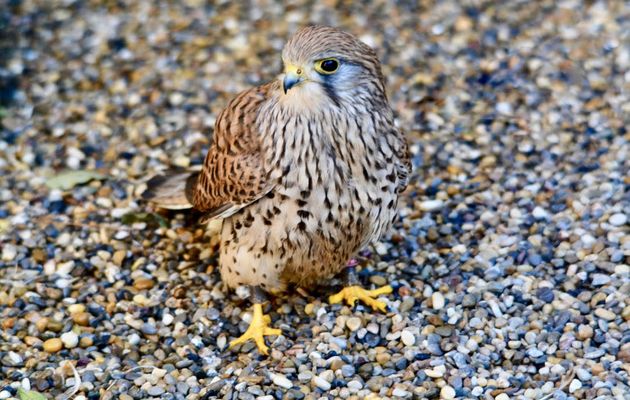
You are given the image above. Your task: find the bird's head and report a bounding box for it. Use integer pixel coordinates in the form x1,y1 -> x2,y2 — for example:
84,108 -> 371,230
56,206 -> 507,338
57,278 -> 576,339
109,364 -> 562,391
280,26 -> 386,109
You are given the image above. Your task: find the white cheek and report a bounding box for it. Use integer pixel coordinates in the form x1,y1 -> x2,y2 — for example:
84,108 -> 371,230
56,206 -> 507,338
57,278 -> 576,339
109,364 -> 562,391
279,81 -> 330,114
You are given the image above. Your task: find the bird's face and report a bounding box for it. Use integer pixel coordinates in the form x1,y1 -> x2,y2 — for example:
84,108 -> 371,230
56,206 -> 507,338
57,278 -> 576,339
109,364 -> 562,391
280,26 -> 385,110
282,57 -> 342,94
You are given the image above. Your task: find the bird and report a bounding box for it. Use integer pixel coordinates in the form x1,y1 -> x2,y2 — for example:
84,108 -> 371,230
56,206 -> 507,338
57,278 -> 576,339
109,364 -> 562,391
142,25 -> 410,355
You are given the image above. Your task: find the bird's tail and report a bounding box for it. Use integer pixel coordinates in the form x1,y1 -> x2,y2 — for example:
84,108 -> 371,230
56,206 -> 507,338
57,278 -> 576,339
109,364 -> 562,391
141,169 -> 199,210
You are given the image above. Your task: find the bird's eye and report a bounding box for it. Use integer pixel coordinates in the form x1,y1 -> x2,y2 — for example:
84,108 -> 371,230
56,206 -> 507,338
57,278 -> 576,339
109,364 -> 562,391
315,58 -> 339,74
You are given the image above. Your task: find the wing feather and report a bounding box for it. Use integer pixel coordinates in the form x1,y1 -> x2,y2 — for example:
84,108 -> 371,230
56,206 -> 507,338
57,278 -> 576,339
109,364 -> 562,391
191,83 -> 275,220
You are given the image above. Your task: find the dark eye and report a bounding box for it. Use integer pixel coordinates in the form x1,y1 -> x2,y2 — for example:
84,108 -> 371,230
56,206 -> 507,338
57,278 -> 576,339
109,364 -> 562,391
321,59 -> 338,72
316,58 -> 339,74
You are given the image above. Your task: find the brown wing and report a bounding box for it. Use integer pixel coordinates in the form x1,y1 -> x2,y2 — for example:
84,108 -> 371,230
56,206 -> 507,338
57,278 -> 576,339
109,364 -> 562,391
191,83 -> 275,220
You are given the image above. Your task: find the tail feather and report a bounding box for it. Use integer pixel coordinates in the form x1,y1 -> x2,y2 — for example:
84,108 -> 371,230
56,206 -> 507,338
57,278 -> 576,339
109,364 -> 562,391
142,171 -> 199,210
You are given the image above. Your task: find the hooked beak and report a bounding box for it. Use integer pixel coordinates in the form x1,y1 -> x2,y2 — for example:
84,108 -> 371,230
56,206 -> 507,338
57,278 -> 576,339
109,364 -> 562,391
283,64 -> 304,94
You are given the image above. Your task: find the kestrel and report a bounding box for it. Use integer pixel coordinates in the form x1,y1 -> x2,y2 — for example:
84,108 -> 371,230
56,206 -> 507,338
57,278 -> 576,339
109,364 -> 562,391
143,25 -> 410,354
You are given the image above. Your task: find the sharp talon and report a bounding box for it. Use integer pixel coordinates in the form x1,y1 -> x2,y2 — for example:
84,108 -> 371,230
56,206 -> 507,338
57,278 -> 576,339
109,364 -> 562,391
329,285 -> 392,313
229,303 -> 281,355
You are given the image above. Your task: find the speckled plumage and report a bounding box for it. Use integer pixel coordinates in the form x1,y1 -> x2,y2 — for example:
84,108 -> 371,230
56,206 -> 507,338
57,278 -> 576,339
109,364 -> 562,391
146,26 -> 410,292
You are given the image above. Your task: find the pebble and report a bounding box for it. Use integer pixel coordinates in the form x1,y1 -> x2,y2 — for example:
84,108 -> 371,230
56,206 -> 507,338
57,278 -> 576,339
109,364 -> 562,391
43,338 -> 63,353
432,292 -> 445,310
594,308 -> 616,321
569,379 -> 582,393
147,386 -> 165,396
577,325 -> 593,340
440,385 -> 456,399
608,213 -> 627,226
392,387 -> 410,397
313,375 -> 331,391
401,330 -> 415,346
2,244 -> 17,261
591,274 -> 611,286
420,200 -> 444,211
346,317 -> 362,332
271,373 -> 293,389
61,331 -> 79,348
347,380 -> 362,391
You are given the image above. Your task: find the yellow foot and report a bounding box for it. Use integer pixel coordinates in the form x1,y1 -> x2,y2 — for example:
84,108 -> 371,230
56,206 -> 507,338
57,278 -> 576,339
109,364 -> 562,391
229,303 -> 281,355
329,285 -> 393,313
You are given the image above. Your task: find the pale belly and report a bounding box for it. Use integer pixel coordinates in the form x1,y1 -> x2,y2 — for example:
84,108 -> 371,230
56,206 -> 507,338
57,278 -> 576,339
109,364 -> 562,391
218,180 -> 398,291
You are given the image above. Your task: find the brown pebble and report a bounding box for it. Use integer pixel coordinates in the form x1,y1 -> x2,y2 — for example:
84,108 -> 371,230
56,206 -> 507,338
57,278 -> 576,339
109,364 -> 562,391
2,317 -> 15,329
576,324 -> 593,340
72,312 -> 90,326
24,336 -> 43,346
172,286 -> 187,299
376,352 -> 391,365
35,318 -> 49,332
591,363 -> 604,376
80,336 -> 93,347
112,249 -> 127,266
43,338 -> 63,353
134,278 -> 155,290
47,320 -> 63,332
32,248 -> 47,263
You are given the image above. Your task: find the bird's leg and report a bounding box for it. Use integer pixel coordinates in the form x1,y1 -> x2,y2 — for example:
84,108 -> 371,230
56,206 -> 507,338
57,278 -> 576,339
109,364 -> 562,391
229,285 -> 281,355
329,260 -> 393,313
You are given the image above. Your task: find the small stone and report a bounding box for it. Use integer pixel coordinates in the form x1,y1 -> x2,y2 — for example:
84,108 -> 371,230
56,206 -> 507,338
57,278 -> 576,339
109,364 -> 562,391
609,213 -> 627,226
594,308 -> 615,321
134,278 -> 155,290
1,244 -> 16,261
347,380 -> 362,391
313,375 -> 331,391
401,330 -> 415,346
112,250 -> 126,266
128,333 -> 141,346
432,292 -> 445,310
141,323 -> 158,335
67,304 -> 86,314
61,331 -> 78,348
392,388 -> 410,397
341,365 -> 355,377
370,275 -> 387,286
440,385 -> 455,399
420,200 -> 444,212
536,287 -> 554,303
495,394 -> 510,400
577,325 -> 593,340
532,206 -> 549,220
271,373 -> 293,389
162,313 -> 174,326
72,312 -> 90,326
43,338 -> 63,353
147,386 -> 165,396
425,366 -> 445,378
346,317 -> 361,332
400,297 -> 415,312
569,379 -> 582,393
591,274 -> 611,286
5,351 -> 22,366
376,352 -> 390,365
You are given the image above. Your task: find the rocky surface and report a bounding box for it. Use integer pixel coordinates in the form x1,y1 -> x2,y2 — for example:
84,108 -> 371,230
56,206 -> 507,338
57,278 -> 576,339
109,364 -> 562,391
0,1 -> 628,399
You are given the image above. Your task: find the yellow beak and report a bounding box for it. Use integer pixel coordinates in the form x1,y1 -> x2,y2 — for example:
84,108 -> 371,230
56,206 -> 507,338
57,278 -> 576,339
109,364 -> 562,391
283,64 -> 304,93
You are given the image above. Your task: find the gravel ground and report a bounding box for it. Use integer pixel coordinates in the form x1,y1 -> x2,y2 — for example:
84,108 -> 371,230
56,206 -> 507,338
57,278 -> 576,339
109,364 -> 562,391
1,1 -> 629,399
